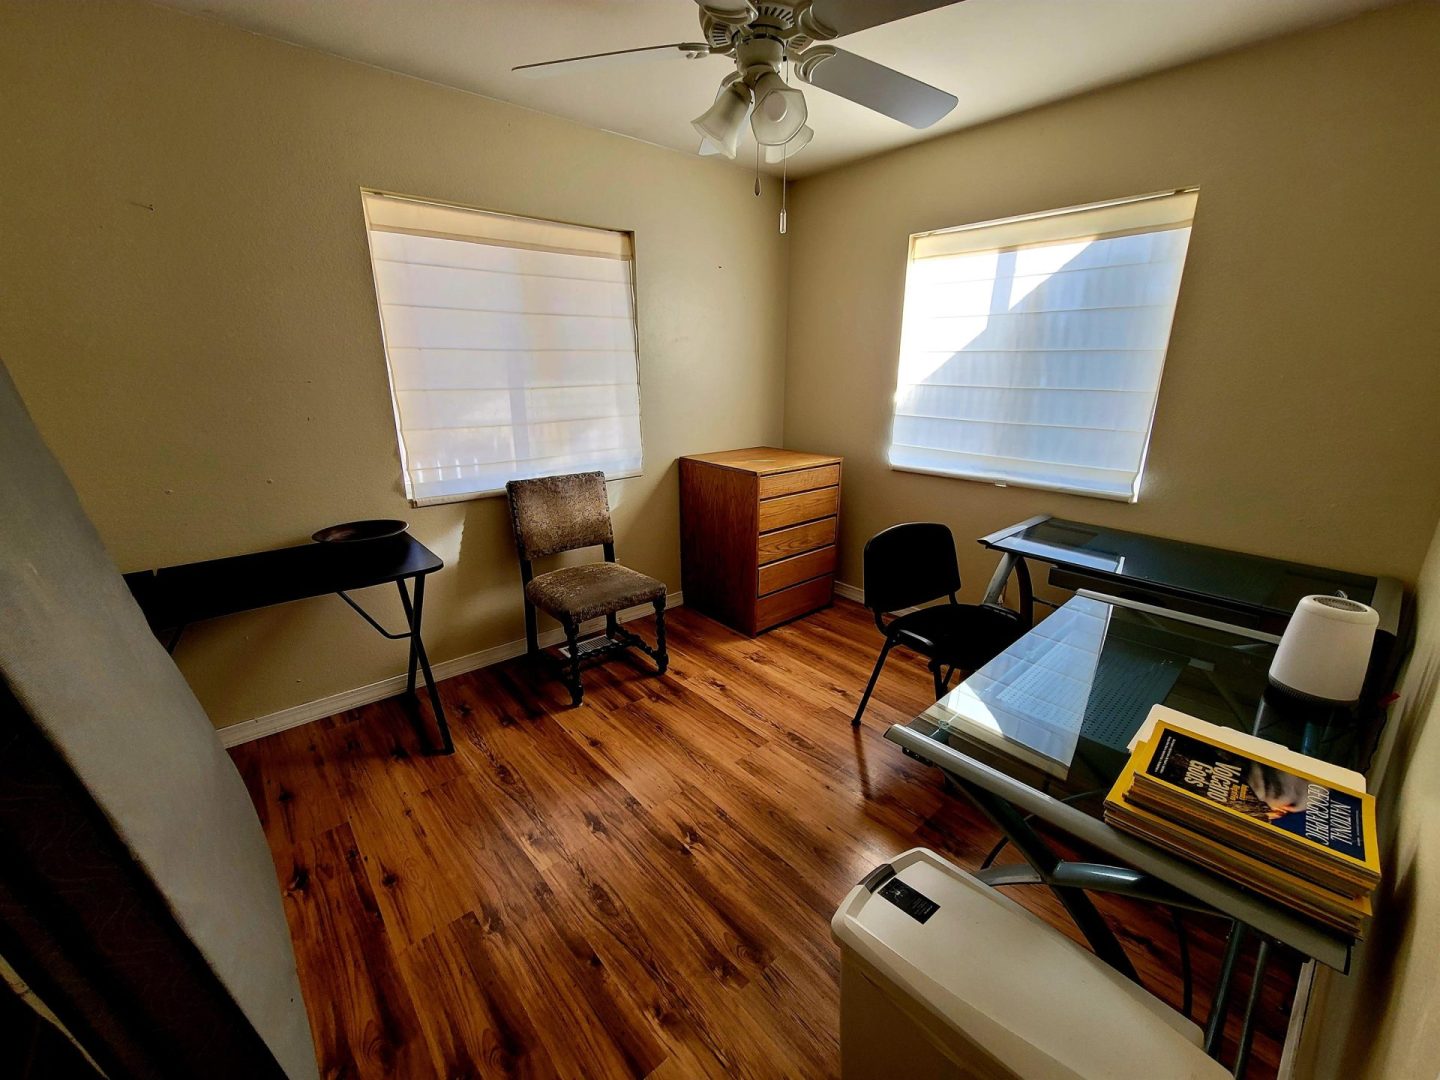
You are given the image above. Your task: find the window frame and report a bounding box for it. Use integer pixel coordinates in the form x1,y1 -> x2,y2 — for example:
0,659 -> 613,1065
886,189 -> 1198,504
360,189 -> 645,507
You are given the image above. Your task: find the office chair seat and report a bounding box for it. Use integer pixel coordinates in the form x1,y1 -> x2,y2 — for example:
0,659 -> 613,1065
886,602 -> 1026,673
525,562 -> 666,624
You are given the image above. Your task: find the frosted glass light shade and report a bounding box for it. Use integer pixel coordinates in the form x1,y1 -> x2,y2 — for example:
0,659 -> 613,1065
749,70 -> 807,146
764,124 -> 813,163
1268,595 -> 1379,705
692,81 -> 752,159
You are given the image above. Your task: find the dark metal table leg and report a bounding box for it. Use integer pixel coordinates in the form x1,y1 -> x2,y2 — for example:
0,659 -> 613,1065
1232,937 -> 1271,1077
1205,921 -> 1247,1056
399,581 -> 419,697
1013,557 -> 1035,627
961,778 -> 1139,983
396,575 -> 453,754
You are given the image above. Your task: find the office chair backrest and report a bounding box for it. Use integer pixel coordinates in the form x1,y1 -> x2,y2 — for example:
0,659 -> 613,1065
506,471 -> 615,561
863,522 -> 963,615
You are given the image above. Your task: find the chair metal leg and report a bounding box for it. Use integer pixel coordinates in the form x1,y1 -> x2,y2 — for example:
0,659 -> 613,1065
653,598 -> 668,675
852,639 -> 895,727
930,660 -> 946,700
563,619 -> 584,706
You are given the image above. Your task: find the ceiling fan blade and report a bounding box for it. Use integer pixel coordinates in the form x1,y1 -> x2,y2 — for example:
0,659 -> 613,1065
513,42 -> 709,78
796,46 -> 957,128
804,0 -> 964,38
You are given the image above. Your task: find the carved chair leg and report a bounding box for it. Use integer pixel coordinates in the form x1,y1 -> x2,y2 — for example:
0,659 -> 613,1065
652,598 -> 668,675
563,619 -> 584,706
524,600 -> 541,663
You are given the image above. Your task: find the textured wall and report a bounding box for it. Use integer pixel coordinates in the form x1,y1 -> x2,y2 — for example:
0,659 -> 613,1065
783,1 -> 1440,600
1299,509 -> 1440,1077
0,0 -> 789,728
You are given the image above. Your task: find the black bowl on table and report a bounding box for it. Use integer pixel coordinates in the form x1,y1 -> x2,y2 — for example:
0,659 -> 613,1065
311,519 -> 409,545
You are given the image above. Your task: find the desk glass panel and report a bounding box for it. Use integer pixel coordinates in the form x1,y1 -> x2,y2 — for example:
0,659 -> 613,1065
984,517 -> 1378,618
911,596 -> 1361,798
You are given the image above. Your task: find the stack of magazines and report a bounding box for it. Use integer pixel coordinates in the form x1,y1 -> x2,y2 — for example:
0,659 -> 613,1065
1104,711 -> 1379,935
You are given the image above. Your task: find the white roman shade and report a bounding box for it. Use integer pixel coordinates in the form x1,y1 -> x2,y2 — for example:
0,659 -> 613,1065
889,189 -> 1197,502
362,192 -> 643,505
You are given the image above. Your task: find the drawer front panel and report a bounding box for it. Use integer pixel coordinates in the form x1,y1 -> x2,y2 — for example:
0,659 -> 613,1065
757,517 -> 836,566
758,486 -> 839,533
756,575 -> 834,632
758,464 -> 841,500
758,546 -> 837,597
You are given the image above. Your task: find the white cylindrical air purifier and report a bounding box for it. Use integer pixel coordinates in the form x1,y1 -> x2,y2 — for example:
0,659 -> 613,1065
1268,595 -> 1380,705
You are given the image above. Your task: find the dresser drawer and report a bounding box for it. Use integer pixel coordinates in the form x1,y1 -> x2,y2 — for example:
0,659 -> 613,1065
757,517 -> 836,566
755,575 -> 834,632
758,545 -> 836,597
758,486 -> 839,533
758,463 -> 841,500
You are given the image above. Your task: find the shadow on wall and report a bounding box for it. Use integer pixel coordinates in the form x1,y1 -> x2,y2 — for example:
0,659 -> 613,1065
450,492 -> 525,646
1324,642 -> 1440,1076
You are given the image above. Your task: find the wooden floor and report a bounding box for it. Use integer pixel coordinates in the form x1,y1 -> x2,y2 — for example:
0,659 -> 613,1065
231,599 -> 1297,1079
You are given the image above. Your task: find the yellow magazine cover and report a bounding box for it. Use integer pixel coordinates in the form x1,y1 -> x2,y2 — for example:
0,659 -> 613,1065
1129,720 -> 1380,880
1104,758 -> 1371,933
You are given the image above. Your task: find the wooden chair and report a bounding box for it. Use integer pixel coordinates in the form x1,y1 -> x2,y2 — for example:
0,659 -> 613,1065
506,472 -> 668,706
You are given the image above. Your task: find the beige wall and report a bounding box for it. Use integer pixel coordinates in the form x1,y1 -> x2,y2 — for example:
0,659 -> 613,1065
784,1 -> 1440,602
0,0 -> 788,729
1299,510 -> 1440,1078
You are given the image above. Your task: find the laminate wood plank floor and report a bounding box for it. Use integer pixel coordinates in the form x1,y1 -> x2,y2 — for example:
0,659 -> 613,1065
231,599 -> 1297,1079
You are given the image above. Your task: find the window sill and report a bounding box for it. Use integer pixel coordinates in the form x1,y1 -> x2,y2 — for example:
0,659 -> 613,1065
407,468 -> 643,508
887,462 -> 1138,504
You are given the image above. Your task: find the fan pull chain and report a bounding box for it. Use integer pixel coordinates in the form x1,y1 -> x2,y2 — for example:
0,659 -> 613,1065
754,140 -> 761,196
780,145 -> 788,235
779,57 -> 790,234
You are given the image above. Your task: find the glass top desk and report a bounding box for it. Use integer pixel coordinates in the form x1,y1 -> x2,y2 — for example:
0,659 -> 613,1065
978,515 -> 1405,643
886,593 -> 1363,1068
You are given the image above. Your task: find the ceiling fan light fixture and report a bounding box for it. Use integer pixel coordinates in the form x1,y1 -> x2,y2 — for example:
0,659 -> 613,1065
763,123 -> 813,163
692,79 -> 753,160
748,69 -> 807,146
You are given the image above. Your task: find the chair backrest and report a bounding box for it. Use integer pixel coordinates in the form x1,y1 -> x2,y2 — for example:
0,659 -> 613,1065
863,522 -> 962,615
506,471 -> 614,562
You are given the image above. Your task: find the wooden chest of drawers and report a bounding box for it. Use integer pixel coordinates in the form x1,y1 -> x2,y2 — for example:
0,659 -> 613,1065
679,447 -> 842,636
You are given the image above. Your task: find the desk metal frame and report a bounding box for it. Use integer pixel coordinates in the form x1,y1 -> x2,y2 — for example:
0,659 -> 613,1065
980,514 -> 1405,642
887,724 -> 1352,1075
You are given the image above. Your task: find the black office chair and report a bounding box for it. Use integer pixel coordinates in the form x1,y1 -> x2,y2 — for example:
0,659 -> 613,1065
851,522 -> 1027,727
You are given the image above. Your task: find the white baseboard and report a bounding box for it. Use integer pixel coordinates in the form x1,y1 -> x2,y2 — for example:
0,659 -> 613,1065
834,580 -> 863,604
214,591 -> 683,749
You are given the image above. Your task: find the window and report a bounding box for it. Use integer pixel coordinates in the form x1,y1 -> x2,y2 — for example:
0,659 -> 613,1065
361,192 -> 642,505
888,189 -> 1197,502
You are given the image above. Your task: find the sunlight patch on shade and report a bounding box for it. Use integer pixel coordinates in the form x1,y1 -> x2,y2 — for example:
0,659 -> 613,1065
894,249 -> 999,392
1008,239 -> 1091,308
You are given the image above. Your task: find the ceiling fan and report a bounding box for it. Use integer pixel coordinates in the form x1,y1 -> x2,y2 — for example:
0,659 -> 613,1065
513,1 -> 965,162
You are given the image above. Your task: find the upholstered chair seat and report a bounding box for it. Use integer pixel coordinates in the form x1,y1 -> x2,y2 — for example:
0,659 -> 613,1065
506,471 -> 669,706
525,563 -> 666,624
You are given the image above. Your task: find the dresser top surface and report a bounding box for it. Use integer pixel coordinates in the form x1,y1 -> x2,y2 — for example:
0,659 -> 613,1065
681,447 -> 842,476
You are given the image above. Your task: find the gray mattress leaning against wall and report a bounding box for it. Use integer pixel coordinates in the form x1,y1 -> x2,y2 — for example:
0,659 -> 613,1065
0,359 -> 318,1079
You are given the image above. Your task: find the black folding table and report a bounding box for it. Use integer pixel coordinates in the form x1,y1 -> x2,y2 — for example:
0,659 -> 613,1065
124,535 -> 452,754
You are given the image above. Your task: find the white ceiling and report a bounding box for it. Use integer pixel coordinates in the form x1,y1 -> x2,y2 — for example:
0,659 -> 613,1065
156,0 -> 1399,176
